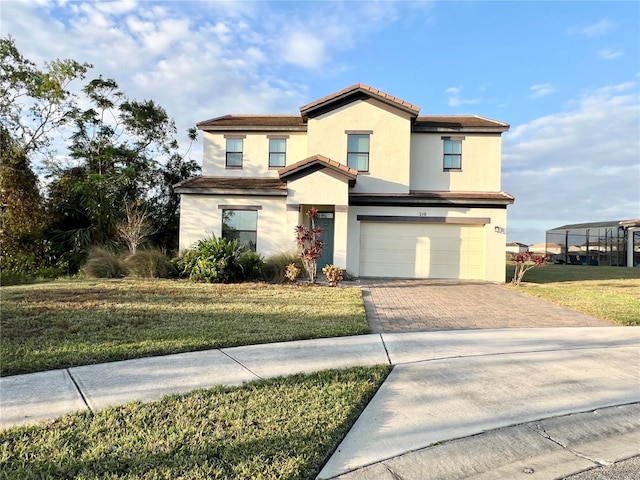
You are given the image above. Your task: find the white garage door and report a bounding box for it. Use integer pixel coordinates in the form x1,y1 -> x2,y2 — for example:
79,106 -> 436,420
359,222 -> 486,279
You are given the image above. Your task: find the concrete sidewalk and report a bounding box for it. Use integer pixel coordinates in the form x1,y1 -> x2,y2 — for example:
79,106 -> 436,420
1,327 -> 639,479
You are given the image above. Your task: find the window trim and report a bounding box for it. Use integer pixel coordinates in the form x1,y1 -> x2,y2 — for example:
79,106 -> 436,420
221,207 -> 258,251
225,137 -> 244,169
347,133 -> 370,172
268,137 -> 287,168
442,136 -> 465,171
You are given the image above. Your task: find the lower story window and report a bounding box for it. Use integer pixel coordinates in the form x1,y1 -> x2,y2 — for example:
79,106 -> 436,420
222,209 -> 257,251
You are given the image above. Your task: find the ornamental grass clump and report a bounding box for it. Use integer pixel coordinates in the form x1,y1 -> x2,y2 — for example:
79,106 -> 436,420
83,247 -> 127,278
295,207 -> 324,283
123,248 -> 177,278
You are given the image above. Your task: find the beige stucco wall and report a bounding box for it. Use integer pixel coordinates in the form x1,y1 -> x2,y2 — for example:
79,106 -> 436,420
286,169 -> 349,206
178,195 -> 291,257
201,132 -> 308,177
345,205 -> 508,282
306,99 -> 413,194
410,133 -> 502,191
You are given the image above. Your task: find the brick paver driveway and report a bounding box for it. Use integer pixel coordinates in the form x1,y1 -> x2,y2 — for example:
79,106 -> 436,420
359,279 -> 613,333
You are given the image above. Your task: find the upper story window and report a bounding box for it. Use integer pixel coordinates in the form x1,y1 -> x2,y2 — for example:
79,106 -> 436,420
226,137 -> 243,168
268,138 -> 286,168
347,133 -> 370,171
222,208 -> 258,251
443,137 -> 463,170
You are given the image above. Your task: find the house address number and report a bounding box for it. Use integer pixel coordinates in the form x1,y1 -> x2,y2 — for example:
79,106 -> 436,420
418,212 -> 428,217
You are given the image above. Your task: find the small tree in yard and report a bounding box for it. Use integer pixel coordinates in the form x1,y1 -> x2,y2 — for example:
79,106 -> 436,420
295,207 -> 324,283
117,203 -> 155,254
511,251 -> 547,285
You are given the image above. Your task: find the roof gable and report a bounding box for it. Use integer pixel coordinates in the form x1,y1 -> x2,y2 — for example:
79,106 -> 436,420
299,83 -> 420,118
278,154 -> 357,186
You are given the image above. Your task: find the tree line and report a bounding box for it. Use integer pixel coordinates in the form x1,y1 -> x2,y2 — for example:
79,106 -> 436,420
0,36 -> 200,280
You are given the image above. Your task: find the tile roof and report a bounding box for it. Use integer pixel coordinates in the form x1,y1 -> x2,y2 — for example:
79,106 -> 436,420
278,154 -> 358,180
414,115 -> 509,130
350,190 -> 515,206
197,115 -> 306,129
299,83 -> 420,117
173,176 -> 286,192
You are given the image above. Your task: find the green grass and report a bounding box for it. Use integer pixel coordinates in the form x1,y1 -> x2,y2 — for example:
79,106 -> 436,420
0,279 -> 369,376
0,365 -> 391,480
505,264 -> 640,284
506,265 -> 640,325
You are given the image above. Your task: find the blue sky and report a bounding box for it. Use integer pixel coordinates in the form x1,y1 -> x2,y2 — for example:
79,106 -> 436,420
2,0 -> 639,245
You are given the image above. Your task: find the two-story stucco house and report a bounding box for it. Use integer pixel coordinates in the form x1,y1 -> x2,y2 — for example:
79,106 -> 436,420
174,84 -> 514,282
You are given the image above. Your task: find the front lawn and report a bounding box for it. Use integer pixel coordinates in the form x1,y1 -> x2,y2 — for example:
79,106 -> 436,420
0,279 -> 369,376
506,265 -> 640,325
0,366 -> 391,480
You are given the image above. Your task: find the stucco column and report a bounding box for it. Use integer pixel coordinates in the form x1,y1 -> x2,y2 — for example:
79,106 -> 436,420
333,208 -> 348,269
285,204 -> 301,253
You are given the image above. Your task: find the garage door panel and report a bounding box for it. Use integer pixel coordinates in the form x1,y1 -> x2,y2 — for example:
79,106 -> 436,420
359,222 -> 485,280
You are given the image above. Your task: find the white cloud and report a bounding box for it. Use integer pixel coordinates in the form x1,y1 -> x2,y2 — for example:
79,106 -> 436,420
569,19 -> 613,37
281,31 -> 326,69
530,83 -> 554,98
445,86 -> 480,107
503,81 -> 640,244
598,49 -> 622,60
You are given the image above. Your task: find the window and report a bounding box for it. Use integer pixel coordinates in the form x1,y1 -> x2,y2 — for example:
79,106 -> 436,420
222,209 -> 257,251
347,134 -> 369,171
443,138 -> 462,170
269,138 -> 286,167
226,138 -> 243,168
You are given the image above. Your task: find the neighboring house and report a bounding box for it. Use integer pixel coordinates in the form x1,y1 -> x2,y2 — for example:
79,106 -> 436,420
175,84 -> 514,281
506,242 -> 529,255
529,242 -> 564,256
546,219 -> 640,267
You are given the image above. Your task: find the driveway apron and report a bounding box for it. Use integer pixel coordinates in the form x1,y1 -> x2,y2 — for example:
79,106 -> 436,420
359,279 -> 613,332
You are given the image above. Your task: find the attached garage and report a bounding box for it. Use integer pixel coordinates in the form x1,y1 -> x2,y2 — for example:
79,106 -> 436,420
358,218 -> 488,279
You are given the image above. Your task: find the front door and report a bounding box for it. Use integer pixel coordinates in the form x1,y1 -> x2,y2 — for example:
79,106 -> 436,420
315,213 -> 334,270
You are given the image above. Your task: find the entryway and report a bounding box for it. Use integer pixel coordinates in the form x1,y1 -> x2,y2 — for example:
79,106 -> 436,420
315,212 -> 334,270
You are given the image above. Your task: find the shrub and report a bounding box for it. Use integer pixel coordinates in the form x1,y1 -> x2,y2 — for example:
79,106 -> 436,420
322,264 -> 343,286
284,263 -> 300,282
83,247 -> 128,278
238,250 -> 265,281
511,252 -> 548,285
263,251 -> 305,283
123,249 -> 177,278
178,235 -> 245,283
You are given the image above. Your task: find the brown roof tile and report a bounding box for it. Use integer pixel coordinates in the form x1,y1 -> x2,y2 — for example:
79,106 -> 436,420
350,190 -> 515,205
278,154 -> 358,179
300,83 -> 420,116
197,115 -> 305,129
414,115 -> 509,130
173,176 -> 286,191
278,155 -> 358,187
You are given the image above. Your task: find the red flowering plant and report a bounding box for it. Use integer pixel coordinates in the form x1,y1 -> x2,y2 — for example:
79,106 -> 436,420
511,251 -> 548,286
295,207 -> 324,283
